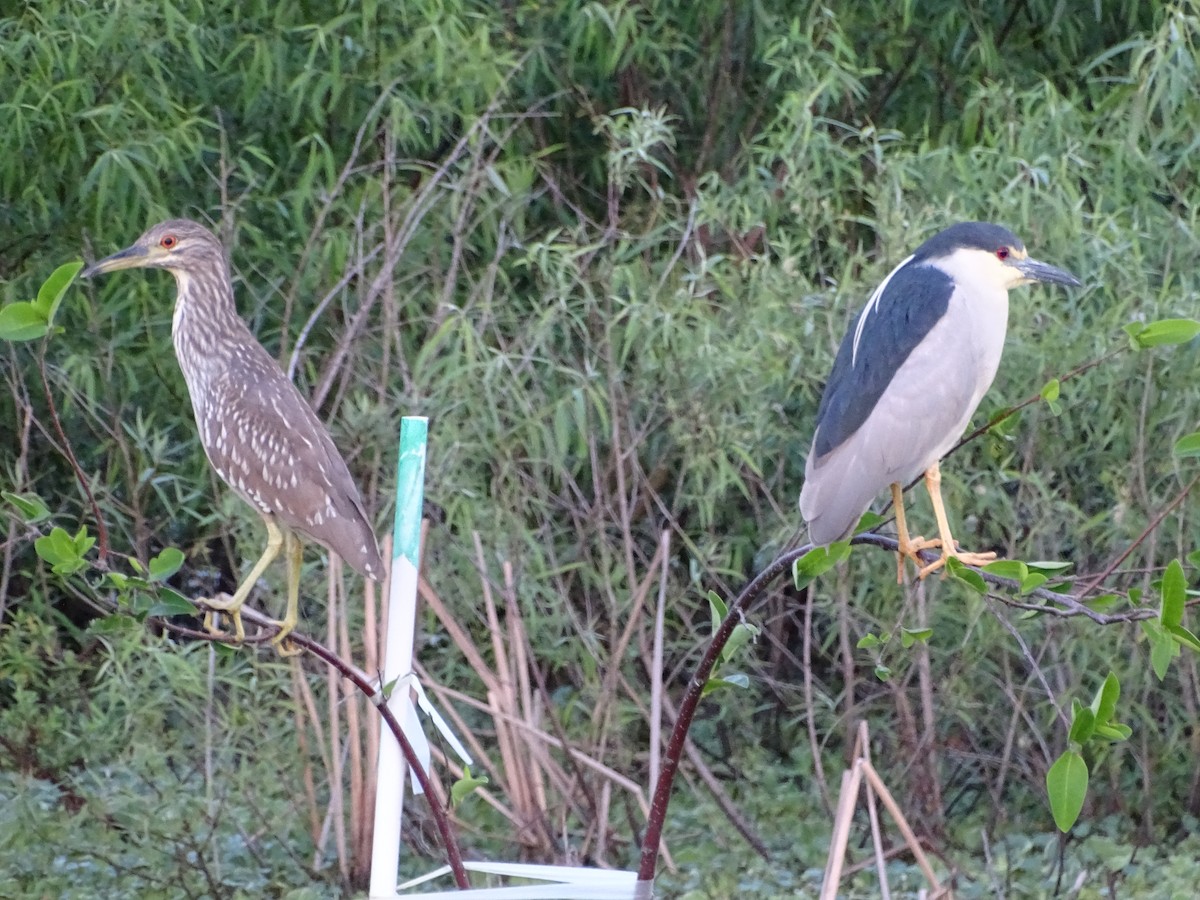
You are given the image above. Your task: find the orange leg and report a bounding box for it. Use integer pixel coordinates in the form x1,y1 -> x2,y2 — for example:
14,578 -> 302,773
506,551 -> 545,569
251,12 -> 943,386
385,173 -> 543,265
892,482 -> 941,582
916,463 -> 997,579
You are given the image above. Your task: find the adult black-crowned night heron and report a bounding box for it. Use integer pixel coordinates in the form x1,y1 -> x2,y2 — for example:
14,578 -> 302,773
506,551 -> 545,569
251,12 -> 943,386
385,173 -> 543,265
800,222 -> 1080,579
83,219 -> 385,648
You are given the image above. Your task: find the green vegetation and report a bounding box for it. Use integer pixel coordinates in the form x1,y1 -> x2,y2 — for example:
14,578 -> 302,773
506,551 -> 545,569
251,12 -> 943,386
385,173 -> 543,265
4,0 -> 1200,895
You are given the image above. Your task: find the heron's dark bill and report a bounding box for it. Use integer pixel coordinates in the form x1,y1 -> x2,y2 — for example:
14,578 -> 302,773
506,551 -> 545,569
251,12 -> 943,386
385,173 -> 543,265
82,244 -> 153,278
1014,256 -> 1080,287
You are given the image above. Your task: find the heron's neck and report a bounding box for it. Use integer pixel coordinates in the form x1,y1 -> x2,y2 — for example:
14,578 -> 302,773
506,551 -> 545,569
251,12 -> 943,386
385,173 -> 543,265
170,264 -> 258,397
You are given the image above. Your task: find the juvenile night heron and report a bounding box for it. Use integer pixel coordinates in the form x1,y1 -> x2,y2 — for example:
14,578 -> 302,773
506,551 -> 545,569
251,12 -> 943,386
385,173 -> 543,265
84,219 -> 385,648
800,222 -> 1080,578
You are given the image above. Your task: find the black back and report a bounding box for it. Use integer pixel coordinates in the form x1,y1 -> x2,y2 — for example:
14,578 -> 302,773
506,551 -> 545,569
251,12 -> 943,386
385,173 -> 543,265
812,262 -> 955,458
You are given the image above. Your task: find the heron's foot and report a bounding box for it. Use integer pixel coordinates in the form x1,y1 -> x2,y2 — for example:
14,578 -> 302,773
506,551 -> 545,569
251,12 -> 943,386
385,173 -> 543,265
895,534 -> 943,583
268,613 -> 301,657
201,593 -> 246,642
917,544 -> 997,580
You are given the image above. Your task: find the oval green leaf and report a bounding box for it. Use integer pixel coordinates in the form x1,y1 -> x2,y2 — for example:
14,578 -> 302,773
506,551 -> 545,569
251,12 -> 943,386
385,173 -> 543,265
1069,706 -> 1095,745
1133,318 -> 1200,348
36,260 -> 85,322
1160,559 -> 1186,628
1046,750 -> 1089,832
1175,432 -> 1200,459
0,302 -> 49,342
149,547 -> 185,582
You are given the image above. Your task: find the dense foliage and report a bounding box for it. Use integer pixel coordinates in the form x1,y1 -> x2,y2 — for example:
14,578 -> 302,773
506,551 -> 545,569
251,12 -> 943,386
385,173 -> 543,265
3,0 -> 1200,895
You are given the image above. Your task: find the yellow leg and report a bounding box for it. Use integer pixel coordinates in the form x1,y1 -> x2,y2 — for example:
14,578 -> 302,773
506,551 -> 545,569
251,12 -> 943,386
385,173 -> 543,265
917,463 -> 996,579
270,529 -> 304,656
892,482 -> 942,583
203,517 -> 284,642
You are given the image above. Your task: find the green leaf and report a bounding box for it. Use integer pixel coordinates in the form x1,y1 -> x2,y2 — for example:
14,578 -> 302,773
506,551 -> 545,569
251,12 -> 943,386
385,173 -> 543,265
1039,378 -> 1062,415
1166,623 -> 1200,654
1141,620 -> 1178,680
857,633 -> 881,649
722,621 -> 759,664
1175,432 -> 1200,459
983,560 -> 1028,581
1085,594 -> 1119,613
0,302 -> 49,341
2,491 -> 51,523
130,591 -> 155,615
145,590 -> 198,618
1160,559 -> 1186,628
1019,573 -> 1049,595
874,665 -> 892,681
1089,672 -> 1120,725
900,627 -> 933,648
1069,706 -> 1095,744
793,542 -> 851,589
1131,318 -> 1200,349
35,261 -> 84,322
1188,549 -> 1200,570
1046,750 -> 1089,832
149,547 -> 185,582
946,556 -> 986,593
106,571 -> 149,593
1026,560 -> 1074,575
34,525 -> 89,575
1093,723 -> 1133,742
707,590 -> 728,634
450,765 -> 489,807
702,673 -> 751,695
853,511 -> 886,534
72,525 -> 96,557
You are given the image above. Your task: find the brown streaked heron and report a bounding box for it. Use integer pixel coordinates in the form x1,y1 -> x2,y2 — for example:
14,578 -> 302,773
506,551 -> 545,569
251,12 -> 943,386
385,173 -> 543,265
84,219 -> 385,649
800,222 -> 1080,579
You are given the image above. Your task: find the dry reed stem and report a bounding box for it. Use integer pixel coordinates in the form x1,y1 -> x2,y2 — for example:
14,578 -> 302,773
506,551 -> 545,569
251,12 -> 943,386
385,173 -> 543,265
325,559 -> 348,881
504,561 -> 549,821
292,653 -> 332,860
821,722 -> 948,899
649,530 -> 669,796
822,766 -> 863,899
856,722 -> 892,900
339,564 -> 367,882
290,663 -> 323,849
419,572 -> 500,691
592,534 -> 666,731
360,544 -> 383,876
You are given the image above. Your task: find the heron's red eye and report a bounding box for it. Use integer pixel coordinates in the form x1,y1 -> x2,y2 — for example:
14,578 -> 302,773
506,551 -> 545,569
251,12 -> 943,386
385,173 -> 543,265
996,247 -> 1010,260
160,235 -> 177,249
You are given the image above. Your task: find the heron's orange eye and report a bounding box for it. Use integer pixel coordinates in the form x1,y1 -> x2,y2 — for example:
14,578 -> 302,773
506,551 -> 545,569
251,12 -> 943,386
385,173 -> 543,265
996,247 -> 1010,260
160,235 -> 178,249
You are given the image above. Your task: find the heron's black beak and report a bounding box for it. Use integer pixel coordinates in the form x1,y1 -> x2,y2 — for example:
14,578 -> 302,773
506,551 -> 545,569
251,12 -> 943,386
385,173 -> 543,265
82,244 -> 154,278
1015,256 -> 1081,287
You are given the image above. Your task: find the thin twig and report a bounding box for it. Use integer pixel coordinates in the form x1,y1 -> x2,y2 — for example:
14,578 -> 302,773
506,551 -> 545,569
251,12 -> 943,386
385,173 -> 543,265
36,340 -> 109,565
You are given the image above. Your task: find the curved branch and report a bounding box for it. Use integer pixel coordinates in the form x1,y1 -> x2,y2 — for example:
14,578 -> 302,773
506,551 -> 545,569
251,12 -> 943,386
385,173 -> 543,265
635,527 -> 1158,885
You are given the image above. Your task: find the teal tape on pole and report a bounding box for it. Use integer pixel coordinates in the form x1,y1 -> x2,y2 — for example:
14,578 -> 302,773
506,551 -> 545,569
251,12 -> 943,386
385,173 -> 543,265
392,416 -> 428,564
